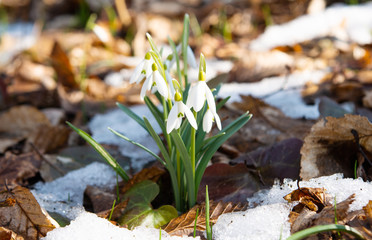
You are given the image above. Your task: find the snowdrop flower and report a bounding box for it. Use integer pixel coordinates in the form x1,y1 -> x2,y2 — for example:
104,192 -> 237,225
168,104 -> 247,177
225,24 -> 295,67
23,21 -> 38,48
176,44 -> 197,69
167,91 -> 197,134
140,63 -> 169,100
130,52 -> 153,84
164,64 -> 175,98
186,70 -> 216,113
203,107 -> 221,133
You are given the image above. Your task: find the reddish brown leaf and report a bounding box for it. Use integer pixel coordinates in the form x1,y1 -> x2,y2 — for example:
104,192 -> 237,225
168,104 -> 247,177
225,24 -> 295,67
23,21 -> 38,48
83,185 -> 116,213
0,186 -> 57,239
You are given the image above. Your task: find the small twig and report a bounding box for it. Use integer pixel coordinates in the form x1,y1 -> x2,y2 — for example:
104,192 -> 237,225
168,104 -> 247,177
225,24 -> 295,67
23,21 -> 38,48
29,143 -> 66,176
351,129 -> 372,166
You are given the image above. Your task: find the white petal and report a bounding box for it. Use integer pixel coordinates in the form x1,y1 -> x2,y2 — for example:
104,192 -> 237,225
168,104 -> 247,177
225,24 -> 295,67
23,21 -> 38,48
193,82 -> 207,112
187,45 -> 197,69
129,60 -> 145,84
175,117 -> 182,130
203,109 -> 213,132
167,104 -> 179,134
165,71 -> 175,99
182,102 -> 197,130
154,71 -> 169,99
140,75 -> 152,100
213,111 -> 222,130
205,86 -> 216,113
143,58 -> 153,79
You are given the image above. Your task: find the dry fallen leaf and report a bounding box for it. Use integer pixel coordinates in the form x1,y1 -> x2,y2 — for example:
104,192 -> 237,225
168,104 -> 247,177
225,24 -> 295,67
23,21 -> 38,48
300,114 -> 372,180
163,201 -> 247,237
0,105 -> 50,137
50,41 -> 78,89
284,187 -> 330,213
0,186 -> 57,239
0,152 -> 41,188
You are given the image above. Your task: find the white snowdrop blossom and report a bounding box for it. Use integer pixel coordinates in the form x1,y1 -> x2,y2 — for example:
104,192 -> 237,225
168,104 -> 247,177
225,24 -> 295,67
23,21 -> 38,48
176,44 -> 197,69
203,108 -> 222,133
167,92 -> 197,134
129,52 -> 153,84
186,71 -> 216,113
140,63 -> 169,100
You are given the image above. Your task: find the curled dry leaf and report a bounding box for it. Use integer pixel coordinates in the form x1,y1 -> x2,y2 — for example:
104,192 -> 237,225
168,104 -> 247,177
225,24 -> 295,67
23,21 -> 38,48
0,186 -> 57,239
300,114 -> 372,180
163,201 -> 247,237
0,152 -> 41,188
284,187 -> 330,213
290,194 -> 355,236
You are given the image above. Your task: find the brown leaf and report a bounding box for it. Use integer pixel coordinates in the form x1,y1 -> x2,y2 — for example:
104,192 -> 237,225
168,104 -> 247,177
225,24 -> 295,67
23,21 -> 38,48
83,185 -> 116,213
290,194 -> 355,236
0,106 -> 50,137
0,227 -> 13,240
0,152 -> 41,188
197,163 -> 260,203
363,200 -> 372,226
25,125 -> 70,153
163,201 -> 247,237
284,187 -> 330,213
300,114 -> 372,180
0,186 -> 56,239
50,41 -> 78,89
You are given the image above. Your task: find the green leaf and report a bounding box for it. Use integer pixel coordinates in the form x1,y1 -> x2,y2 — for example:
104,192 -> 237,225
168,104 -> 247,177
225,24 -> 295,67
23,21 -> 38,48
287,224 -> 365,240
144,96 -> 166,134
66,122 -> 129,181
118,180 -> 178,229
116,102 -> 148,133
108,127 -> 165,166
142,117 -> 169,164
170,130 -> 195,208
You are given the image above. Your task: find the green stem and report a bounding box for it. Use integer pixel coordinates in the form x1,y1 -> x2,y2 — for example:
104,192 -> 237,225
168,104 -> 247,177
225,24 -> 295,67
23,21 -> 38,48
191,111 -> 196,183
162,98 -> 172,154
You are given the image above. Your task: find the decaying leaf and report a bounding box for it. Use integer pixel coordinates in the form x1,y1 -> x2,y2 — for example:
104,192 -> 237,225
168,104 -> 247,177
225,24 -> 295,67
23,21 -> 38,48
0,186 -> 57,239
25,125 -> 70,153
164,201 -> 247,237
284,187 -> 330,213
83,185 -> 116,213
300,114 -> 372,180
0,152 -> 41,187
363,200 -> 372,227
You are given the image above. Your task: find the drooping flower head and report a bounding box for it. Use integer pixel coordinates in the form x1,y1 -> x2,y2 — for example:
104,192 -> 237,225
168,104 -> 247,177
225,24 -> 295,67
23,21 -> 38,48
130,52 -> 153,84
167,91 -> 197,134
203,107 -> 221,133
140,63 -> 169,100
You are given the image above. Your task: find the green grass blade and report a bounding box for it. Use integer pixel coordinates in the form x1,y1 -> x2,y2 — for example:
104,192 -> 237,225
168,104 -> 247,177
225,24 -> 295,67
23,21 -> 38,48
168,36 -> 182,87
287,224 -> 365,240
170,130 -> 195,208
66,122 -> 130,181
216,96 -> 230,111
116,102 -> 148,133
108,127 -> 165,166
143,118 -> 170,164
195,113 -> 252,191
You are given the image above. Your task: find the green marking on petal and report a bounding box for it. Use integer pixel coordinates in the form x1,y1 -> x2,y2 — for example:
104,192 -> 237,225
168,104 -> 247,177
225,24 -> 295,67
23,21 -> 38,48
177,112 -> 184,118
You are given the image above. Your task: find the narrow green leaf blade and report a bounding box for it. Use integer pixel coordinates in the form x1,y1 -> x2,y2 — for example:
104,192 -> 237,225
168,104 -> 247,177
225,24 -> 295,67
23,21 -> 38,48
66,122 -> 130,181
108,127 -> 165,165
144,96 -> 166,134
116,102 -> 148,133
287,224 -> 365,240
